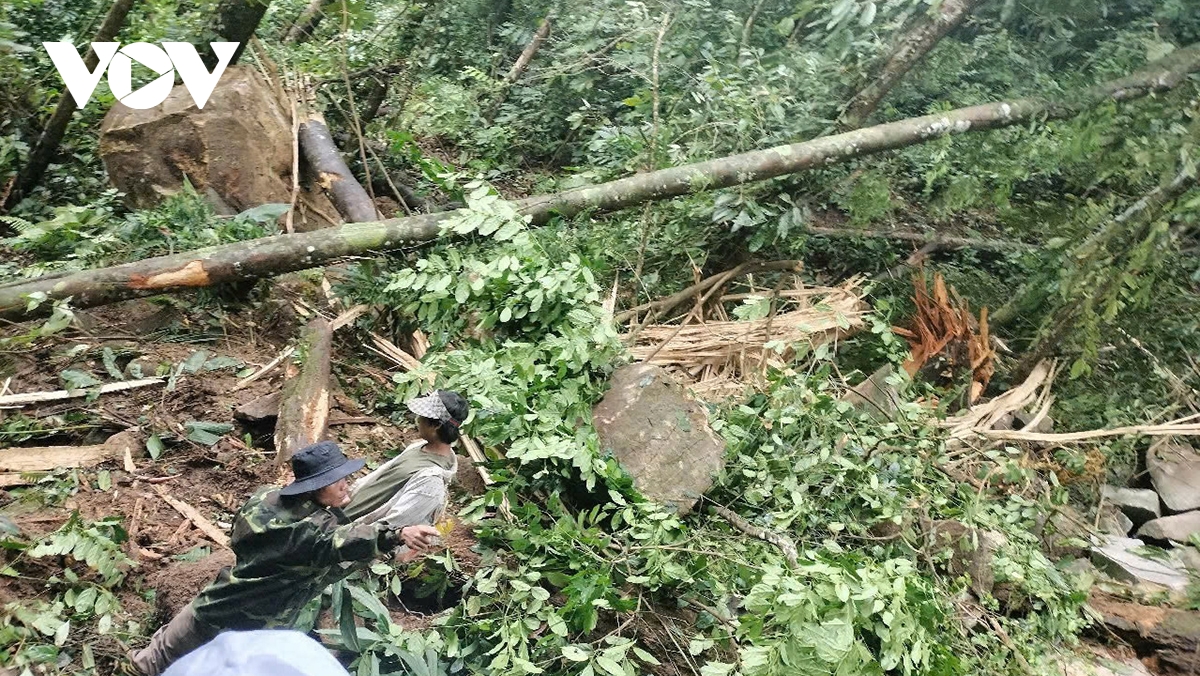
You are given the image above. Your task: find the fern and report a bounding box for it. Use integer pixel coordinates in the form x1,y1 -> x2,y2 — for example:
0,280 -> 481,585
0,214 -> 35,234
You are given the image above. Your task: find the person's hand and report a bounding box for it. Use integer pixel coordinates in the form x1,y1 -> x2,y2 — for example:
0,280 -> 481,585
400,525 -> 439,552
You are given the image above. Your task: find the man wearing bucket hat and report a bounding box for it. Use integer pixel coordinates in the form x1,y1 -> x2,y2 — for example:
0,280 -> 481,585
342,390 -> 470,538
132,441 -> 439,676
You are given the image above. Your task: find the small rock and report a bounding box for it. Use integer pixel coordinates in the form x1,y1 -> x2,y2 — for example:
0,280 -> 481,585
1097,505 -> 1134,537
1012,406 -> 1053,433
1090,536 -> 1190,590
234,391 -> 283,423
1137,511 -> 1200,543
926,520 -> 1006,597
1058,650 -> 1151,676
1101,486 -> 1161,525
1062,557 -> 1099,580
842,364 -> 907,421
1043,505 -> 1090,559
1147,441 -> 1200,513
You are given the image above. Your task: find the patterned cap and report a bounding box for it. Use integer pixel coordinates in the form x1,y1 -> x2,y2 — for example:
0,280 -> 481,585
406,391 -> 461,427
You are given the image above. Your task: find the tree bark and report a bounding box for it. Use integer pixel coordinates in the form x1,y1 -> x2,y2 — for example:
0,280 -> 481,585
202,0 -> 272,68
285,0 -> 327,43
840,0 -> 985,130
1,44 -> 1198,320
275,317 -> 332,465
299,111 -> 380,223
2,0 -> 137,217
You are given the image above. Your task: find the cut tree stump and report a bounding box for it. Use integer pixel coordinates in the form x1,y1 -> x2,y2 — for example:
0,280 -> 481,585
274,317 -> 333,464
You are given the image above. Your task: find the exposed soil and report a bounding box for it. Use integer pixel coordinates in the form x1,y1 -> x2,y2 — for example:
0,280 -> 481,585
146,549 -> 236,620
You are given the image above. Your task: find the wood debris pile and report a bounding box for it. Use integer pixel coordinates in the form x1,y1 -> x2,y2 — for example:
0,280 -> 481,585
625,277 -> 867,398
894,271 -> 995,404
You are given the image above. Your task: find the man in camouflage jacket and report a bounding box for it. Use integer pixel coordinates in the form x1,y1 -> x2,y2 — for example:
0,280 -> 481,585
132,441 -> 439,676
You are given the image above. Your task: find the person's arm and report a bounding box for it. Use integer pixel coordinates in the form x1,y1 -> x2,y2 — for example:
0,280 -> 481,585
303,519 -> 395,567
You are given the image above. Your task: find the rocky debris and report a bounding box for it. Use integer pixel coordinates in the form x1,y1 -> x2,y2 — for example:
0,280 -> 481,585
1098,505 -> 1134,537
1090,536 -> 1190,590
99,65 -> 335,231
1090,594 -> 1200,675
1146,441 -> 1200,513
1057,646 -> 1152,676
1043,504 -> 1091,559
1137,511 -> 1200,543
1102,486 -> 1161,526
593,364 -> 726,514
925,519 -> 1007,597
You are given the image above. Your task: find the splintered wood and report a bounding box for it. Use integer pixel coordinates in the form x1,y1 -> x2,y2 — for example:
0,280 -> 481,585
893,271 -> 995,403
625,279 -> 867,398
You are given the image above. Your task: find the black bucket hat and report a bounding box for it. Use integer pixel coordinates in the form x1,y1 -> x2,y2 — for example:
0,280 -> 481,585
279,441 -> 365,496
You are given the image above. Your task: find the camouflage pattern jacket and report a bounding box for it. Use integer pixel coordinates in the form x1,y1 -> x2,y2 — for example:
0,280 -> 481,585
191,487 -> 396,630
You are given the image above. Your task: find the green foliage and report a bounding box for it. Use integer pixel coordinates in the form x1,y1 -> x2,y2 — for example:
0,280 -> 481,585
1,514 -> 136,674
2,185 -> 279,278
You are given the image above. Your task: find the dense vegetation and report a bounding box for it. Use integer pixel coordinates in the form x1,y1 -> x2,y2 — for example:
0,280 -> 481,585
2,0 -> 1199,675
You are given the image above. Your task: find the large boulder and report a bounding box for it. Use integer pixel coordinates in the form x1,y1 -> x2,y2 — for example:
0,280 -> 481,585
592,364 -> 726,514
1101,486 -> 1161,526
99,65 -> 334,230
1147,441 -> 1200,513
1090,536 -> 1190,590
1137,511 -> 1200,543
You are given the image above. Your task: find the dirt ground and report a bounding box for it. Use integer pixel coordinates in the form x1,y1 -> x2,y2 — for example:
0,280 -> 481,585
0,296 -> 485,640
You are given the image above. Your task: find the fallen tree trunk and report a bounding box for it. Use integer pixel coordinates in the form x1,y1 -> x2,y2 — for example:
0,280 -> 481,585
2,0 -> 137,216
299,112 -> 379,223
1090,594 -> 1200,674
274,317 -> 332,464
2,44 -> 1198,320
0,377 -> 164,408
840,0 -> 985,129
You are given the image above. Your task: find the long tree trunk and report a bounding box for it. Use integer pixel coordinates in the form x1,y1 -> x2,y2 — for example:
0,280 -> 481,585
285,0 -> 327,43
275,317 -> 332,464
2,44 -> 1198,321
1,0 -> 137,218
202,0 -> 273,68
839,0 -> 985,130
299,111 -> 379,223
